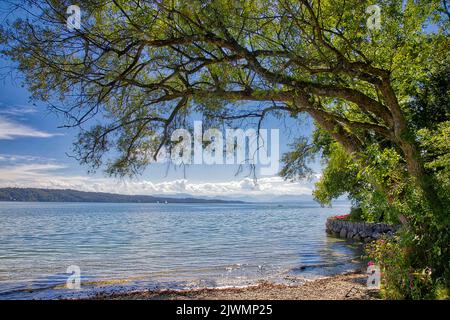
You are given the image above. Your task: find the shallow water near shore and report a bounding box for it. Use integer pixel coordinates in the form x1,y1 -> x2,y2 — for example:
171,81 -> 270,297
0,201 -> 362,299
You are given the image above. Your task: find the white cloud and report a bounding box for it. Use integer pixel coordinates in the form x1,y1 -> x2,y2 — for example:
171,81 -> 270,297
0,116 -> 61,140
0,105 -> 38,116
0,154 -> 55,163
0,163 -> 67,182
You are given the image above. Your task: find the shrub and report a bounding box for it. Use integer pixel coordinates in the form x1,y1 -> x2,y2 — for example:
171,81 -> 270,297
366,227 -> 449,300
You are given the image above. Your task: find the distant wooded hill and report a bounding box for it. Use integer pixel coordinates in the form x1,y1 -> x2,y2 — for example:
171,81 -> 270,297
0,188 -> 244,204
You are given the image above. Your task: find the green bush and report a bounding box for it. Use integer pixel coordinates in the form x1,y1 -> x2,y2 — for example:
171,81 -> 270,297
346,207 -> 364,222
367,231 -> 449,300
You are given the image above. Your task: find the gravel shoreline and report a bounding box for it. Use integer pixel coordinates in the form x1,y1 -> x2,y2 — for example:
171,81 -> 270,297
92,271 -> 380,300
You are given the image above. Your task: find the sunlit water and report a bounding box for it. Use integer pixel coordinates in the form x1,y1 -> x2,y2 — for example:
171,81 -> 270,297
0,201 -> 362,299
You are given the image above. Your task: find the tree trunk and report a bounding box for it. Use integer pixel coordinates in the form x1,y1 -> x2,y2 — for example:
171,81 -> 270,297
399,138 -> 443,214
379,80 -> 443,214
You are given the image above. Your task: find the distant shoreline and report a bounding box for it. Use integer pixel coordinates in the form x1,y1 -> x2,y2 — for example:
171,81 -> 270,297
0,201 -> 249,205
0,187 -> 245,204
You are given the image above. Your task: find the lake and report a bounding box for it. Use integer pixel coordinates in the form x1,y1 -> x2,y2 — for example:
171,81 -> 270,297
0,201 -> 361,299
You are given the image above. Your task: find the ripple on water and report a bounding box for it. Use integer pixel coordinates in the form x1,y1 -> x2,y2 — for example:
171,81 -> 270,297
0,201 -> 357,299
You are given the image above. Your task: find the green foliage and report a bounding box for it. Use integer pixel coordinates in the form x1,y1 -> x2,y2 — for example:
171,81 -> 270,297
366,236 -> 439,300
313,142 -> 358,204
311,141 -> 400,223
418,121 -> 450,197
280,136 -> 321,181
367,200 -> 450,300
346,207 -> 364,222
280,128 -> 335,182
406,64 -> 450,131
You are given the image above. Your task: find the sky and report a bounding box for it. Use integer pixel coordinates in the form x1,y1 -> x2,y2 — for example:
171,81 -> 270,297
0,68 -> 324,200
0,5 -> 324,200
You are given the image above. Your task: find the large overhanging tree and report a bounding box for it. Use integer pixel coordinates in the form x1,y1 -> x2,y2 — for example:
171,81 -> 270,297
0,0 -> 448,210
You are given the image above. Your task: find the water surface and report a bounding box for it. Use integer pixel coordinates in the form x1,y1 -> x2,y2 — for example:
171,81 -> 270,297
0,201 -> 360,299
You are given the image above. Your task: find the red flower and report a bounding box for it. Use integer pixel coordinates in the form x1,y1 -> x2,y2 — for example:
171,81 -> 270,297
332,214 -> 350,220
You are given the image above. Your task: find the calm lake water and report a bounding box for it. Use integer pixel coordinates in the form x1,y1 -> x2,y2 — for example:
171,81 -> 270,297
0,201 -> 361,299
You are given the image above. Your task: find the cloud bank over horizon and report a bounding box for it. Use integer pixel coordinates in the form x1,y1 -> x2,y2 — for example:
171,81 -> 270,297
0,153 -> 319,199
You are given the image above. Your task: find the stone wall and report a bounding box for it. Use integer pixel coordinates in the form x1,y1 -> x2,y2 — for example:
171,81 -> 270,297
326,218 -> 400,242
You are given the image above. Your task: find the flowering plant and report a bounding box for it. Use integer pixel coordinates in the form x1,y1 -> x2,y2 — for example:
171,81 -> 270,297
331,214 -> 350,220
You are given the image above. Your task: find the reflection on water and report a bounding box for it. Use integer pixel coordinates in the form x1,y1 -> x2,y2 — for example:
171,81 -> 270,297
0,201 -> 361,299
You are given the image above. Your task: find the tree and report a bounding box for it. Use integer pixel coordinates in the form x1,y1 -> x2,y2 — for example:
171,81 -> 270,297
0,0 -> 446,187
285,67 -> 450,298
282,63 -> 449,222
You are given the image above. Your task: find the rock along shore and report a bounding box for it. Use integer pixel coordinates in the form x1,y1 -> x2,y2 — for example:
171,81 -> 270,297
326,218 -> 400,242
